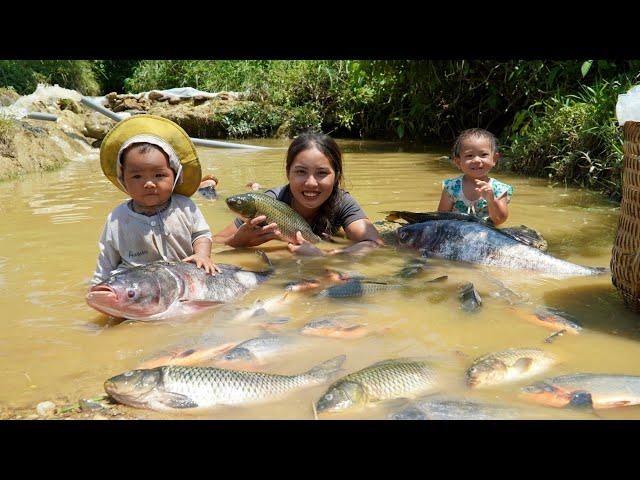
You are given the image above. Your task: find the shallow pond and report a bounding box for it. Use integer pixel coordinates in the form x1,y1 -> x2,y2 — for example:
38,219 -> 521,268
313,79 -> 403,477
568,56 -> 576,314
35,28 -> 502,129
0,138 -> 638,420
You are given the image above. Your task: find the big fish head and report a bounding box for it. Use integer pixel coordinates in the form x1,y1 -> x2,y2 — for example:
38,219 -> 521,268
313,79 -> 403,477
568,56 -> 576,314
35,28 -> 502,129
316,381 -> 365,414
395,222 -> 438,251
104,368 -> 163,409
225,193 -> 258,219
466,358 -> 508,387
86,266 -> 178,320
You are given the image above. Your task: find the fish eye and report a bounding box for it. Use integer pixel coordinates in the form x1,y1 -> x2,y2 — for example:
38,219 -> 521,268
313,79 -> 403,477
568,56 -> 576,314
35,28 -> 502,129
127,289 -> 137,299
124,371 -> 134,377
325,393 -> 333,401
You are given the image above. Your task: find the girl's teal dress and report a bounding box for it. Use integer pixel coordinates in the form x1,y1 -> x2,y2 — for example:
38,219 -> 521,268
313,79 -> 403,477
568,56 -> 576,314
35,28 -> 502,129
443,175 -> 513,221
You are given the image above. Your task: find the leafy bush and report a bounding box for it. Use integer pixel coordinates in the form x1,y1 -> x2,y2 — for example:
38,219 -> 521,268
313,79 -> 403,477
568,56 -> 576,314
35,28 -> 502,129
0,60 -> 100,95
504,79 -> 633,199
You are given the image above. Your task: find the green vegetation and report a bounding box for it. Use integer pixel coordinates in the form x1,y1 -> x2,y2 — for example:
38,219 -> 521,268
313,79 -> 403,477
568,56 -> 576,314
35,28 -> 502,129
0,60 -> 101,95
0,59 -> 638,199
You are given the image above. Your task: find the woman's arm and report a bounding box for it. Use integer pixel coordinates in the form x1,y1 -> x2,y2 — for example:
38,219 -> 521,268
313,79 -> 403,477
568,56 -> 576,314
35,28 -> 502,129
213,216 -> 281,248
287,218 -> 383,257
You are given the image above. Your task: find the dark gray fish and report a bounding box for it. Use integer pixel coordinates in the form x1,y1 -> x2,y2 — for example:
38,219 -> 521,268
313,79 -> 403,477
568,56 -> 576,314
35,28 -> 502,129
395,257 -> 430,279
86,252 -> 273,320
394,215 -> 607,277
197,185 -> 218,200
317,280 -> 403,298
459,282 -> 482,312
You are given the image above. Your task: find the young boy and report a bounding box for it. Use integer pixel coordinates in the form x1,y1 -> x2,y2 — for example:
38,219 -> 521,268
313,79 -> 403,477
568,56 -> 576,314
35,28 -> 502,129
90,115 -> 219,285
437,128 -> 512,225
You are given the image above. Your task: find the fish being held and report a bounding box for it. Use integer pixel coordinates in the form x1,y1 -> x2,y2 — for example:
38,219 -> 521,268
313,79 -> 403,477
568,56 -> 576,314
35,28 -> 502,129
466,348 -> 556,388
104,355 -> 346,411
392,212 -> 607,277
86,252 -> 273,321
520,373 -> 640,409
315,358 -> 440,414
225,192 -> 321,243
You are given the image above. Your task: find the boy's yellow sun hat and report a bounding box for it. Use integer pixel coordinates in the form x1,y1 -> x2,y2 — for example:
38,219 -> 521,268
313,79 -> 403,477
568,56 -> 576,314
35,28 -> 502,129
100,115 -> 202,197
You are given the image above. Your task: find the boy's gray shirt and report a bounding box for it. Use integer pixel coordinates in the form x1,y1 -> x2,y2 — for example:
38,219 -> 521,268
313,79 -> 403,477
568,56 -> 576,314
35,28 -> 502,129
91,194 -> 211,284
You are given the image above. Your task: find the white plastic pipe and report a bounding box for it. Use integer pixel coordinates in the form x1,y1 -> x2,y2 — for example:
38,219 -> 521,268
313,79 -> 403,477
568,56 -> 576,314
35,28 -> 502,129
26,112 -> 58,122
81,96 -> 271,150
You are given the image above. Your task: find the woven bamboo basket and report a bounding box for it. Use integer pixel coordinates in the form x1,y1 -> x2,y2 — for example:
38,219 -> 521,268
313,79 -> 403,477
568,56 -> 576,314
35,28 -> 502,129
611,120 -> 640,312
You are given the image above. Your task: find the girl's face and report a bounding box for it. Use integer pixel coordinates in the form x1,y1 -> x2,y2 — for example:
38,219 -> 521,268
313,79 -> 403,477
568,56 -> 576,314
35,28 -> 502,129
122,148 -> 175,208
454,136 -> 499,180
287,147 -> 336,214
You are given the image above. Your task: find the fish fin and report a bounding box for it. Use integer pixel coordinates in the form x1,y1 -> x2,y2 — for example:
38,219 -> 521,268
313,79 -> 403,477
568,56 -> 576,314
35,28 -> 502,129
342,324 -> 365,332
178,299 -> 224,309
568,391 -> 594,409
305,355 -> 347,380
385,211 -> 485,225
597,400 -> 632,409
513,357 -> 534,373
499,225 -> 548,251
156,392 -> 199,409
255,250 -> 273,272
427,275 -> 448,283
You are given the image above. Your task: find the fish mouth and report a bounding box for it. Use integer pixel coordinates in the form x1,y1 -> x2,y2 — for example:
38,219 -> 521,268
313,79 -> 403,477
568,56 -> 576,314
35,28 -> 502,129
86,285 -> 118,311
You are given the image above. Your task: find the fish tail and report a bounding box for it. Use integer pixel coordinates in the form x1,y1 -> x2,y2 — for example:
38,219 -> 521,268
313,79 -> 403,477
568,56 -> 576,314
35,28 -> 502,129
304,355 -> 347,381
255,250 -> 274,272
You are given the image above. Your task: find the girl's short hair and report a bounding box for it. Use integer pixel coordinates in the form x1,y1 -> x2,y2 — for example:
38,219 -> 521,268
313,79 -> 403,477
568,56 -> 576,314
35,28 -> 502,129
452,128 -> 499,158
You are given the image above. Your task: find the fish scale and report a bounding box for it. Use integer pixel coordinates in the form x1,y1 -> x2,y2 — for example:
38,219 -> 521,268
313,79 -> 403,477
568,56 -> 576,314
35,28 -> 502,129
336,359 -> 438,401
162,366 -> 309,405
225,192 -> 321,243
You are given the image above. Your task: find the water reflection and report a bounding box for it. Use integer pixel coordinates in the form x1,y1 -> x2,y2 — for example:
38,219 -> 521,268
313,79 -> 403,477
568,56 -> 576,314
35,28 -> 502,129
0,139 -> 636,419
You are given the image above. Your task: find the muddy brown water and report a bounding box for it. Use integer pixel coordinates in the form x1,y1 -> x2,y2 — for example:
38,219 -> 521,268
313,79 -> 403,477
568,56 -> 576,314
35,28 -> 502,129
0,139 -> 638,420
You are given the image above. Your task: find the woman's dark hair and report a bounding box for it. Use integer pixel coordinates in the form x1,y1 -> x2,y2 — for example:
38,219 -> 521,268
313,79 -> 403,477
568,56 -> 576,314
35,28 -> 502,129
286,131 -> 344,236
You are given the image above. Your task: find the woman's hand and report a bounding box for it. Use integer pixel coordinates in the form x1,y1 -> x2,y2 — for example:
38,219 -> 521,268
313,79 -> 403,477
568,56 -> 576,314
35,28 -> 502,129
287,231 -> 326,256
182,254 -> 221,275
230,215 -> 282,248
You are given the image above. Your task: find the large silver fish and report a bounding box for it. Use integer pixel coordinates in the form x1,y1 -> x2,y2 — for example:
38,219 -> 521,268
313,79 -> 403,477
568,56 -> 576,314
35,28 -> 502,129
393,213 -> 607,277
86,253 -> 272,321
521,373 -> 640,409
104,355 -> 346,411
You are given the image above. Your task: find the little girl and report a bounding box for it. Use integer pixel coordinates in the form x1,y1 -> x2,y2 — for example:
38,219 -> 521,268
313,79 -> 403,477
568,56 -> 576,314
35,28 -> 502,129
437,128 -> 512,225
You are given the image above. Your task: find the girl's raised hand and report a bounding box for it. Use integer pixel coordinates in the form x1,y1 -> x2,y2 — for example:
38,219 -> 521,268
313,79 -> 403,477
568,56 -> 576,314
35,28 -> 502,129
474,179 -> 494,201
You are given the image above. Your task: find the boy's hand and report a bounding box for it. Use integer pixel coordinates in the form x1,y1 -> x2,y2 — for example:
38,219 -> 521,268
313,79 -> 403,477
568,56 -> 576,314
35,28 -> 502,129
183,254 -> 221,275
474,179 -> 495,201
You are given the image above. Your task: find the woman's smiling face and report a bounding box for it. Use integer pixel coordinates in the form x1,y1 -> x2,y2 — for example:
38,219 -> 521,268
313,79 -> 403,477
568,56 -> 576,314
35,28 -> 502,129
287,146 -> 336,215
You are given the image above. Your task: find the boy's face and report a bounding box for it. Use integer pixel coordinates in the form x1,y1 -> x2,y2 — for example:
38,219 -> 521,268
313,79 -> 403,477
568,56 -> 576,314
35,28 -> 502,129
454,136 -> 499,180
122,147 -> 175,207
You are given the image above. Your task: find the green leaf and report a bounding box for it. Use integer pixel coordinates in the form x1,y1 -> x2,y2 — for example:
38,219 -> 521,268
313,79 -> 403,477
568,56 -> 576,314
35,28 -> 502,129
397,124 -> 405,139
581,60 -> 593,77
